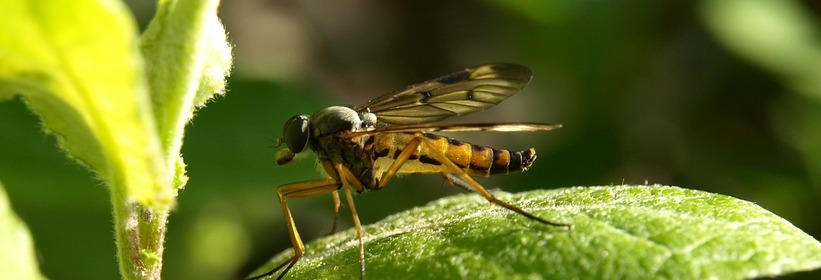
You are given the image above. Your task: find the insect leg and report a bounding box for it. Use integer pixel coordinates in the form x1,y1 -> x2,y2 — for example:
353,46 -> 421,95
377,136 -> 422,189
441,173 -> 480,192
327,190 -> 342,235
316,159 -> 355,236
324,164 -> 365,235
423,141 -> 572,229
335,163 -> 367,279
247,178 -> 340,280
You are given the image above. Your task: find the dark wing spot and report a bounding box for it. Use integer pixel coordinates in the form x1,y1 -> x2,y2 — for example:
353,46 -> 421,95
435,69 -> 470,84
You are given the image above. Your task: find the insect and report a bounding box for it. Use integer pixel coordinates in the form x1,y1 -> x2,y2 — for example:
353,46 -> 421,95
249,63 -> 571,280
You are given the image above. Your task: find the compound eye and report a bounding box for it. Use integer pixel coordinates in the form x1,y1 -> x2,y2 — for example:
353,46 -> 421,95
282,114 -> 310,153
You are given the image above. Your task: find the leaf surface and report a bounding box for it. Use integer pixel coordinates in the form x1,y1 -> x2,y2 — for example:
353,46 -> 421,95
250,185 -> 821,279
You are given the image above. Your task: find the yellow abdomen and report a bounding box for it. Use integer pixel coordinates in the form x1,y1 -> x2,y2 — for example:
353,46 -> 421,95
372,133 -> 537,178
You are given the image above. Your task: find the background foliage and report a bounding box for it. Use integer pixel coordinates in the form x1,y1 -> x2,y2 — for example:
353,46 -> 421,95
1,0 -> 820,279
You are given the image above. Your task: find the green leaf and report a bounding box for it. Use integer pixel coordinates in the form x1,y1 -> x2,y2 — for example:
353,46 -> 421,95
0,181 -> 46,280
0,1 -> 232,279
0,0 -> 169,209
0,1 -> 172,278
140,0 -> 232,190
249,185 -> 821,279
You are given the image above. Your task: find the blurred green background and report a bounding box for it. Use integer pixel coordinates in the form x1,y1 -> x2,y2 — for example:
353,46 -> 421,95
2,0 -> 820,279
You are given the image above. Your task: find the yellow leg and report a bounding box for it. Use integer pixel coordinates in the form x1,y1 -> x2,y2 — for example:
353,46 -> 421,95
377,136 -> 422,189
247,178 -> 340,280
335,163 -> 367,279
422,140 -> 572,229
315,159 -> 347,236
337,163 -> 367,193
327,190 -> 342,235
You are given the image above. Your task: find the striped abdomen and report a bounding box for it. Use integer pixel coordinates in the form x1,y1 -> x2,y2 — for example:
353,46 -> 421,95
372,132 -> 537,178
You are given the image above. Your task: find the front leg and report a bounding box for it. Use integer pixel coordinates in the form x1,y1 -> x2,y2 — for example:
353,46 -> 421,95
247,178 -> 341,280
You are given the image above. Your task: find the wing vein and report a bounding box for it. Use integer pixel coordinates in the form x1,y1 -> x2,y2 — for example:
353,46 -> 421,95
355,63 -> 533,125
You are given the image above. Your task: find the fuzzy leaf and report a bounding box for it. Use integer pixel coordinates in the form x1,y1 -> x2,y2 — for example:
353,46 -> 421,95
249,185 -> 821,279
0,0 -> 170,209
139,0 -> 232,191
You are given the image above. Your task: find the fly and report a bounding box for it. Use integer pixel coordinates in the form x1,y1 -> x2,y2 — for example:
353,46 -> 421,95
248,63 -> 572,280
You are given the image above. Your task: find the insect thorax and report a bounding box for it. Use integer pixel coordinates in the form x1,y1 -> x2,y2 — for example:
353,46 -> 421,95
308,106 -> 379,189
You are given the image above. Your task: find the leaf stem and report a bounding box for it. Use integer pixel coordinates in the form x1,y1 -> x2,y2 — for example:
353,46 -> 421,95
111,182 -> 170,280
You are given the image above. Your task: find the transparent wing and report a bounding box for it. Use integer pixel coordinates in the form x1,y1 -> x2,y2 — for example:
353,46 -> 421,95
354,63 -> 533,125
341,123 -> 561,137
